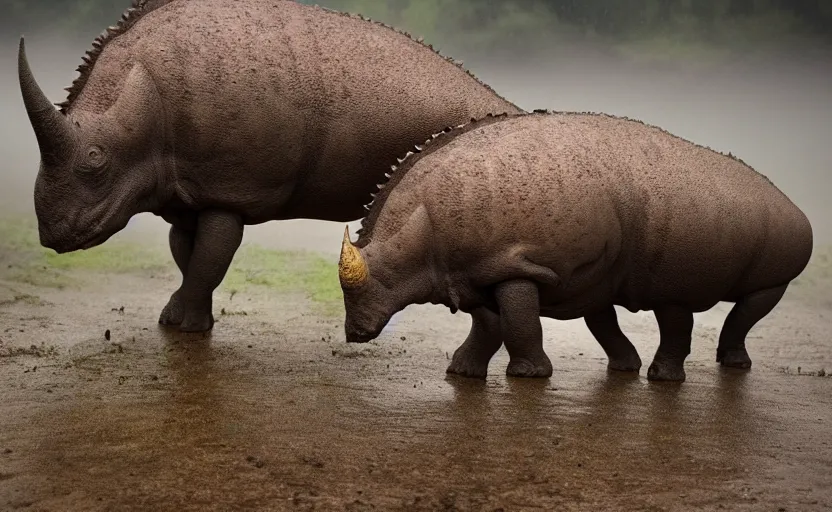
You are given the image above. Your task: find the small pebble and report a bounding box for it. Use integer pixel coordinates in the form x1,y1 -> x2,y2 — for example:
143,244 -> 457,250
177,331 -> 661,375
105,329 -> 111,341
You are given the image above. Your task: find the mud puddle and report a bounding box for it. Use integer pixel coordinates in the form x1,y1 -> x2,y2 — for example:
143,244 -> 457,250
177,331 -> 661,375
0,243 -> 831,511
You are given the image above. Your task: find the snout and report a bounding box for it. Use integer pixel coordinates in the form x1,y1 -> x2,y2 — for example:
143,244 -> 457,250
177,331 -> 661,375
37,219 -> 111,253
344,316 -> 383,344
342,296 -> 394,344
38,224 -> 77,253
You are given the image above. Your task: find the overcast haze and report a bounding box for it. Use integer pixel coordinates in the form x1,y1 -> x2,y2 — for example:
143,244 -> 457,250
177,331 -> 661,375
1,2 -> 830,249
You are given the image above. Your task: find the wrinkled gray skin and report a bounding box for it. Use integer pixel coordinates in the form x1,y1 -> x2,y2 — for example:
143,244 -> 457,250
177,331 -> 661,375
341,111 -> 814,382
17,0 -> 522,332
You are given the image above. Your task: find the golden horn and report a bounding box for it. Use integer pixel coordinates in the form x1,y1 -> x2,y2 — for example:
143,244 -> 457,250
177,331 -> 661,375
339,226 -> 368,289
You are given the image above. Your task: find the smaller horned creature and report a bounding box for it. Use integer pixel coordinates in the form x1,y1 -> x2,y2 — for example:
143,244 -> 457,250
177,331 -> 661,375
337,111 -> 814,381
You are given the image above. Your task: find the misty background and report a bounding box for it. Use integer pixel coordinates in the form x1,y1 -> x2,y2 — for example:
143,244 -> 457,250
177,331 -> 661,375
1,0 -> 830,251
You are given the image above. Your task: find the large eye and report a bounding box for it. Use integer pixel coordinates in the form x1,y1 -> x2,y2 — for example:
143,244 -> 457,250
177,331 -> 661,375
84,145 -> 106,170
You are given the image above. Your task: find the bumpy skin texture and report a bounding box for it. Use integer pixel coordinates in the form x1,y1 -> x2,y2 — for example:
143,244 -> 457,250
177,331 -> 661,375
340,111 -> 814,381
17,0 -> 522,332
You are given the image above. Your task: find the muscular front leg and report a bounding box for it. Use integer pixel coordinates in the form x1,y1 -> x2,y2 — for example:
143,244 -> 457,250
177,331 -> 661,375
584,306 -> 642,372
647,306 -> 694,382
159,210 -> 244,332
159,223 -> 196,327
495,280 -> 552,378
446,307 -> 503,379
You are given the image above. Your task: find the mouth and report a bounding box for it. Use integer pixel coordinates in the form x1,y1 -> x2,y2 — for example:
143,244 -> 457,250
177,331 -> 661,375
45,224 -> 116,253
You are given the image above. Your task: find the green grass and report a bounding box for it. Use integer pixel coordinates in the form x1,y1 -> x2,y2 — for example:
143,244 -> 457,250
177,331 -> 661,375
0,216 -> 170,288
0,215 -> 344,314
220,244 -> 343,315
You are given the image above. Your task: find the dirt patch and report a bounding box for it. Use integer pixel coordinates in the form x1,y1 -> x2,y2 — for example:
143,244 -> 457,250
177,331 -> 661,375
0,215 -> 830,511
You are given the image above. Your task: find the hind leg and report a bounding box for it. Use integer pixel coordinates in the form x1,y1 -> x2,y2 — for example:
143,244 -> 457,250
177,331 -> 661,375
647,306 -> 694,382
716,284 -> 788,369
584,306 -> 642,372
446,308 -> 503,379
495,279 -> 553,378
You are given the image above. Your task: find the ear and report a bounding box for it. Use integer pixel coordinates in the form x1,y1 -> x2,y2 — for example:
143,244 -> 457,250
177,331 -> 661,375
107,62 -> 163,138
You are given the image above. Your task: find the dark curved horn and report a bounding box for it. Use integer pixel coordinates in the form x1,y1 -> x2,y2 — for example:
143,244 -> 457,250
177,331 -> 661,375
18,37 -> 73,165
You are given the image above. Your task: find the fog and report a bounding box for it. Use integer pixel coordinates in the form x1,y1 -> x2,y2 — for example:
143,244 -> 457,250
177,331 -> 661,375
1,31 -> 830,255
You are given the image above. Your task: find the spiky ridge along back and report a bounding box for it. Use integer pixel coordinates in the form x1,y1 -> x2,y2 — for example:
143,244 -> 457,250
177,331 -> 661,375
56,0 -> 521,115
318,6 -> 520,113
56,0 -> 176,114
353,112 -> 515,248
354,108 -> 773,248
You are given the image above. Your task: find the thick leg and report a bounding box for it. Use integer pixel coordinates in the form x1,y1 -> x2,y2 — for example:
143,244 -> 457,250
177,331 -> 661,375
170,210 -> 244,333
495,280 -> 552,378
716,284 -> 788,369
446,308 -> 503,379
584,306 -> 642,372
159,224 -> 196,326
647,306 -> 694,382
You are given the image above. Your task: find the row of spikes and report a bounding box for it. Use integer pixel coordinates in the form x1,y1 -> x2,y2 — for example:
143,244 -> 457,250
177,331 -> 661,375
314,4 -> 511,105
55,0 -> 155,114
361,122 -> 469,212
57,1 -> 516,116
355,112 -> 511,240
530,108 -> 752,168
355,106 -> 760,234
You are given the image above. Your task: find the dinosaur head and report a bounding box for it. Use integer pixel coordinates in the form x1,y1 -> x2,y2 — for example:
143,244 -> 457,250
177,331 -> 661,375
18,38 -> 165,253
339,206 -> 437,343
339,226 -> 398,343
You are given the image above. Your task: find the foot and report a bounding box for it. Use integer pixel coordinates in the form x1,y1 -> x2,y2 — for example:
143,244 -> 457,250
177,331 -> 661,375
180,310 -> 215,333
607,351 -> 642,372
446,345 -> 491,379
647,358 -> 686,382
506,355 -> 553,378
716,348 -> 752,369
158,290 -> 184,326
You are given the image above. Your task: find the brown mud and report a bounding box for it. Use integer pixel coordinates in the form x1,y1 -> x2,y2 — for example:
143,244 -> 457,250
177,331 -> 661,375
0,217 -> 831,511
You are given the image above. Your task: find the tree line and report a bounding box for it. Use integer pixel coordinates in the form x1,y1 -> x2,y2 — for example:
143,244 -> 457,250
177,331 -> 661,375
3,0 -> 829,53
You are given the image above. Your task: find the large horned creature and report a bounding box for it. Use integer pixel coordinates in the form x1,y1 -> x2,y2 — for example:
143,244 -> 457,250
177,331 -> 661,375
17,0 -> 522,332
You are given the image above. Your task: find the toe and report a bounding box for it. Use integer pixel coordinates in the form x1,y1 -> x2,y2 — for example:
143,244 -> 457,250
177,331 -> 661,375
506,357 -> 553,378
647,360 -> 686,382
179,313 -> 214,333
719,349 -> 752,369
608,354 -> 642,372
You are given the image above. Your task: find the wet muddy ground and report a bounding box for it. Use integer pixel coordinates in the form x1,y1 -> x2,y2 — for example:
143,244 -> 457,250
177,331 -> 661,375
0,216 -> 831,511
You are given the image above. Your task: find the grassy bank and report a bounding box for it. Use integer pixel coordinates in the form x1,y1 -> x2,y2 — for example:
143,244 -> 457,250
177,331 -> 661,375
0,216 -> 344,315
1,214 -> 828,315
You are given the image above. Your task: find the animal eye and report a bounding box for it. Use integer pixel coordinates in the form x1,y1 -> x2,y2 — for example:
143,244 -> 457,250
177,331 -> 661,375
85,145 -> 106,169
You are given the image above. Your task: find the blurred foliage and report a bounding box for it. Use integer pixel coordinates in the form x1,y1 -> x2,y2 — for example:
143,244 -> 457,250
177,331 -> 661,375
1,0 -> 830,59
